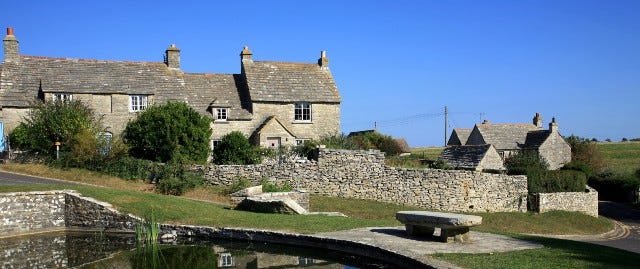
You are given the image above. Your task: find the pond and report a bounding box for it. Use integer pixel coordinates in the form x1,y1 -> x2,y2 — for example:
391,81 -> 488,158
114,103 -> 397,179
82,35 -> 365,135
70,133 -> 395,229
0,232 -> 400,268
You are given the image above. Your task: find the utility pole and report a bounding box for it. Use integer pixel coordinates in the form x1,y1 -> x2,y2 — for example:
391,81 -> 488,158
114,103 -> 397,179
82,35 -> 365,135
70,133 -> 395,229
444,106 -> 448,146
374,121 -> 377,131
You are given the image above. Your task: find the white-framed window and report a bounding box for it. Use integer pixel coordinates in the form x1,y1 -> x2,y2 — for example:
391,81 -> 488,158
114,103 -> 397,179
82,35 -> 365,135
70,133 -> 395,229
98,132 -> 113,155
294,102 -> 311,122
218,253 -> 233,267
295,138 -> 310,146
215,108 -> 228,121
53,93 -> 73,102
129,95 -> 148,112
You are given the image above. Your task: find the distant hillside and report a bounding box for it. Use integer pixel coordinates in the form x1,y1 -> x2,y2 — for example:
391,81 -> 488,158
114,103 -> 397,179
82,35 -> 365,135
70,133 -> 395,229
597,142 -> 640,176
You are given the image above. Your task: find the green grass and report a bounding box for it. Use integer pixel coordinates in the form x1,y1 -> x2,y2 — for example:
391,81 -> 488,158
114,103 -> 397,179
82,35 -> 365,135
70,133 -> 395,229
0,184 -> 397,234
598,142 -> 640,176
434,235 -> 639,269
411,147 -> 444,160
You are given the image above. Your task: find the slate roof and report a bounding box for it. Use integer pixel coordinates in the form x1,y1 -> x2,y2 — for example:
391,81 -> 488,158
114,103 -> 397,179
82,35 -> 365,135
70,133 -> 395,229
447,128 -> 472,146
524,130 -> 552,149
438,144 -> 494,170
242,61 -> 341,103
469,123 -> 541,150
182,73 -> 251,120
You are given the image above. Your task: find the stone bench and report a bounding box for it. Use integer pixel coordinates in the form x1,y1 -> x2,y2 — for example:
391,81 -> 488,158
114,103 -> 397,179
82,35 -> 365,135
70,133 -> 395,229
396,211 -> 482,243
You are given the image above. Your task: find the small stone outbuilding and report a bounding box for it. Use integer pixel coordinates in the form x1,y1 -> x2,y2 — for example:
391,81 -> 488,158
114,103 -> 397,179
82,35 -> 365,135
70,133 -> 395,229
438,144 -> 505,171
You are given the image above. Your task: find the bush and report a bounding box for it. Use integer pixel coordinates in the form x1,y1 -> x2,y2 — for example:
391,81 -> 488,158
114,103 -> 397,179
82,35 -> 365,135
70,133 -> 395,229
10,100 -> 104,158
100,156 -> 161,181
528,170 -> 588,193
588,170 -> 640,202
229,177 -> 252,194
350,131 -> 403,156
123,101 -> 212,164
261,178 -> 293,192
155,161 -> 204,196
317,133 -> 360,150
212,131 -> 264,165
505,150 -> 549,175
561,161 -> 593,177
565,135 -> 604,173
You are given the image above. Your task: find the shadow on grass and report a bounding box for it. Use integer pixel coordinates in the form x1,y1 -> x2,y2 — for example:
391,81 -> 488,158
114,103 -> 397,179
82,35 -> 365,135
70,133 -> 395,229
435,234 -> 639,269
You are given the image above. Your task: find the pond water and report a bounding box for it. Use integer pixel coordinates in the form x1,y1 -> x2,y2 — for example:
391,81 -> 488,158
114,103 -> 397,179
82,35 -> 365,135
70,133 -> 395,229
0,232 -> 400,268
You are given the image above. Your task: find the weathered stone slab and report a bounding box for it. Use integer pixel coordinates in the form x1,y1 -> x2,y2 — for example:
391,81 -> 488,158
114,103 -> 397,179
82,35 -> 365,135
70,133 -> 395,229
396,211 -> 482,243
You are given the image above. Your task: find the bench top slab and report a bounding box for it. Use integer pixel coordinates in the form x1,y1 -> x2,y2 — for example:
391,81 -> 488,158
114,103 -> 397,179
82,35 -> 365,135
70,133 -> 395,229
396,211 -> 482,228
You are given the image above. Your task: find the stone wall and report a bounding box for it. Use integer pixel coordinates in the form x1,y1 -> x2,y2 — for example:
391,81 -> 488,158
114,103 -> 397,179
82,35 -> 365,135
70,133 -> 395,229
534,186 -> 598,217
0,190 -> 139,237
205,148 -> 528,212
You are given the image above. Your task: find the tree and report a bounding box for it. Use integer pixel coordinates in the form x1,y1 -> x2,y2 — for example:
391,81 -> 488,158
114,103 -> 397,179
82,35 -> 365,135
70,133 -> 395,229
123,101 -> 211,163
9,100 -> 103,158
565,135 -> 604,173
504,150 -> 549,175
212,131 -> 263,164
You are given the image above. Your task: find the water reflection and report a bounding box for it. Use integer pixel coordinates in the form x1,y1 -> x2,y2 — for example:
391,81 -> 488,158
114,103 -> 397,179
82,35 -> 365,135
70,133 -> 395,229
0,232 -> 395,268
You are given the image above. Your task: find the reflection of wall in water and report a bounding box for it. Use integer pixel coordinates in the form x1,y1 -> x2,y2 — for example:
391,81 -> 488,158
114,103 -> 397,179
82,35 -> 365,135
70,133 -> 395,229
213,245 -> 342,268
0,232 -> 133,268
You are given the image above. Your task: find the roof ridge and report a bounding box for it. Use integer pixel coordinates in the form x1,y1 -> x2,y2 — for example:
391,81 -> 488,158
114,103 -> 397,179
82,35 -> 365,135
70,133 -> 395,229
253,60 -> 317,65
20,55 -> 162,64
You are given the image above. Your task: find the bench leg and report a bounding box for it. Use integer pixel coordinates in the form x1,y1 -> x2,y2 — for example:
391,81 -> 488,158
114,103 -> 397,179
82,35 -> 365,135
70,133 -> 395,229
440,227 -> 471,243
405,224 -> 435,237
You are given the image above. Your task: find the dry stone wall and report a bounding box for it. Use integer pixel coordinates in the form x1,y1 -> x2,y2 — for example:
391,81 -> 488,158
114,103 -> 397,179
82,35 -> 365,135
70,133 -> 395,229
205,149 -> 528,212
534,186 -> 598,216
0,190 -> 140,237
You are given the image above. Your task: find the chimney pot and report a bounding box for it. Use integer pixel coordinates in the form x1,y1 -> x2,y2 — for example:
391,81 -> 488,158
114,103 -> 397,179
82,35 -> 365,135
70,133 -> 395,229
318,50 -> 329,69
7,28 -> 14,36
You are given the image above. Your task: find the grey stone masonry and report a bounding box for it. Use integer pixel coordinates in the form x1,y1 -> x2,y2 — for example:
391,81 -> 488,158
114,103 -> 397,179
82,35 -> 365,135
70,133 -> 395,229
205,148 -> 529,213
534,186 -> 598,217
396,211 -> 482,243
0,190 -> 140,237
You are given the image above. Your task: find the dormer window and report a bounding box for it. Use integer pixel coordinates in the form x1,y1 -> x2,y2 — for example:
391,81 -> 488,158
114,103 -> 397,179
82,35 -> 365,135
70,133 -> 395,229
53,93 -> 72,102
294,102 -> 311,122
215,108 -> 228,121
129,95 -> 148,112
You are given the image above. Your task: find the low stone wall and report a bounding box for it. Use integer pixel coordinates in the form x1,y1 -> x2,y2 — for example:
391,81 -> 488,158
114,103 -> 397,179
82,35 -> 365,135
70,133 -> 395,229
534,186 -> 599,217
0,190 -> 139,237
206,149 -> 528,212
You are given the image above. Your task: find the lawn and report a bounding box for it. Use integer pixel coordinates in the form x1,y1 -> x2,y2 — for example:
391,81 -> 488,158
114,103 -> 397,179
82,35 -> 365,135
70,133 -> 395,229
1,163 -> 637,268
598,141 -> 640,176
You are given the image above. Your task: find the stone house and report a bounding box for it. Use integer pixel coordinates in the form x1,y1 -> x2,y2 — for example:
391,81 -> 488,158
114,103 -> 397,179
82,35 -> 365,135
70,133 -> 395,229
0,28 -> 341,149
437,144 -> 505,171
441,113 -> 571,170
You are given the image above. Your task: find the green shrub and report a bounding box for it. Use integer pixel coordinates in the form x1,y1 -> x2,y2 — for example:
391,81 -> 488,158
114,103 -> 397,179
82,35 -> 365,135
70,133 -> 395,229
588,170 -> 640,202
566,135 -> 604,173
123,101 -> 212,164
261,178 -> 293,192
229,177 -> 252,193
212,131 -> 264,165
294,140 -> 319,160
505,150 -> 549,175
430,159 -> 451,169
100,157 -> 160,181
8,123 -> 29,150
155,161 -> 204,195
350,131 -> 403,156
562,161 -> 593,177
528,170 -> 587,193
317,133 -> 360,150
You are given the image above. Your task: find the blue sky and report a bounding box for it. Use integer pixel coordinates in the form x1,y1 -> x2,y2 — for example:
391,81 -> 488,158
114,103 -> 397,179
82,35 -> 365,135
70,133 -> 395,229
3,0 -> 639,146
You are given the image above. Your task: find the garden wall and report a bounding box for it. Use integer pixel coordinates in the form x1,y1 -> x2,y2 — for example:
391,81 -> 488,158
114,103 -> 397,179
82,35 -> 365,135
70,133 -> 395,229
205,149 -> 529,212
0,190 -> 139,237
534,186 -> 599,217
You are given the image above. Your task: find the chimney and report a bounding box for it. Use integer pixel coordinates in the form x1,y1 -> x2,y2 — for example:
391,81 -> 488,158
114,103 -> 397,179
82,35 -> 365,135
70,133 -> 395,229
165,44 -> 180,69
240,46 -> 252,62
549,117 -> 559,132
482,119 -> 490,124
3,27 -> 19,63
533,113 -> 543,128
318,50 -> 329,70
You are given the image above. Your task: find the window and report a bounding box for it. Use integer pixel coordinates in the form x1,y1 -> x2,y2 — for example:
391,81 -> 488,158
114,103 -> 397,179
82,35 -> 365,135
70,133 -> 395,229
295,138 -> 310,146
294,102 -> 311,121
211,139 -> 221,150
298,257 -> 314,265
218,253 -> 233,267
215,108 -> 228,121
53,93 -> 72,102
129,95 -> 148,112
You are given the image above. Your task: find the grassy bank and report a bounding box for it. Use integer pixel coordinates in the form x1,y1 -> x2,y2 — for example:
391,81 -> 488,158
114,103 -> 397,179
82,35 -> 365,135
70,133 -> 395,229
598,142 -> 640,176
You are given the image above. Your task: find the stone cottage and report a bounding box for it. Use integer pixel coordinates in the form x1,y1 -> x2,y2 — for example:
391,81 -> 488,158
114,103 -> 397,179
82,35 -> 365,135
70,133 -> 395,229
437,144 -> 505,171
0,28 -> 341,149
441,113 -> 571,170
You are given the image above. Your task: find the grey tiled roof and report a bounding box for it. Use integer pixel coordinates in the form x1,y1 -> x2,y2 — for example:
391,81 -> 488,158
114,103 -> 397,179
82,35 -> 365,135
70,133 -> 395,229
469,123 -> 541,150
438,145 -> 492,169
181,73 -> 251,120
242,61 -> 341,103
447,128 -> 472,146
524,130 -> 551,149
